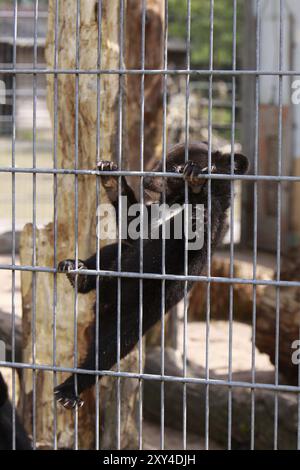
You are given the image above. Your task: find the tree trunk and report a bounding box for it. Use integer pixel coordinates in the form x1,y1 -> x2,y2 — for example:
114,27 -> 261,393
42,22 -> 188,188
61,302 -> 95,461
125,0 -> 164,169
125,0 -> 178,351
101,0 -> 165,450
19,0 -> 164,449
144,348 -> 299,449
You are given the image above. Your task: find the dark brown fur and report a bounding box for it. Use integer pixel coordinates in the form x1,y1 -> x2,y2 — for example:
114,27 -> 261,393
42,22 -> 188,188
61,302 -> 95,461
55,142 -> 248,408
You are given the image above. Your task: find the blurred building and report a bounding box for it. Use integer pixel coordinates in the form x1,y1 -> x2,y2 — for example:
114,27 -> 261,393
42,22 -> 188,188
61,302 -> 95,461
242,0 -> 300,252
0,7 -> 50,135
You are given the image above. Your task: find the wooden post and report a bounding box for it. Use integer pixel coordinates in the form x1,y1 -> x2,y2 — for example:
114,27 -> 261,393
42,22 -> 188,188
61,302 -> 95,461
125,0 -> 164,173
19,0 -> 164,449
101,0 -> 165,449
19,0 -> 121,449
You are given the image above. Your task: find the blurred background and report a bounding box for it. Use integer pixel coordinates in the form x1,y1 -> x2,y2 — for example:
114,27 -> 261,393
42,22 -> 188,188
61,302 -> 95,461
0,0 -> 246,235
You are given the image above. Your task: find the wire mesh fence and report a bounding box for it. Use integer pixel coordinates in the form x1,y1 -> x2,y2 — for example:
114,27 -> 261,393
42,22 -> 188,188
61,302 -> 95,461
0,0 -> 300,451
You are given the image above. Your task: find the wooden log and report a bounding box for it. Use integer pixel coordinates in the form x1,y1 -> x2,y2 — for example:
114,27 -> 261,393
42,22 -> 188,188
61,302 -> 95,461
0,231 -> 20,255
188,251 -> 300,385
0,310 -> 22,365
188,253 -> 273,324
143,348 -> 299,449
256,254 -> 300,384
19,0 -> 164,450
125,0 -> 164,174
19,1 -> 122,449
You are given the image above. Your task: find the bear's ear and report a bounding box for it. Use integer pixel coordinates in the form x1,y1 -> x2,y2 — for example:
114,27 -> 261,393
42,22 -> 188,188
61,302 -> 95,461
221,152 -> 249,175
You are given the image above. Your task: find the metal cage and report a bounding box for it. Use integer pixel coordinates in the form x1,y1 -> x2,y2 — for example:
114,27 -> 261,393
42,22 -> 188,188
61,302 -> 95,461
0,0 -> 300,451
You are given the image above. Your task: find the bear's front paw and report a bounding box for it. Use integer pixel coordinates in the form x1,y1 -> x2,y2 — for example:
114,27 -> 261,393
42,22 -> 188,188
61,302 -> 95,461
95,160 -> 118,190
96,160 -> 118,172
57,259 -> 87,290
182,161 -> 204,186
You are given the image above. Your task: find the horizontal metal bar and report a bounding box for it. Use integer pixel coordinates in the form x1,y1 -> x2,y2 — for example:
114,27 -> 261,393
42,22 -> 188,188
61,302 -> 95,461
1,89 -> 47,97
0,263 -> 297,288
0,166 -> 299,182
0,10 -> 48,18
1,67 -> 300,76
0,360 -> 299,394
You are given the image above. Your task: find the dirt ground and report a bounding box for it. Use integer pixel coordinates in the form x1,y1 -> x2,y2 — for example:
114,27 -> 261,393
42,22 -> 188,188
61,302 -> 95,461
143,421 -> 222,450
177,320 -> 273,377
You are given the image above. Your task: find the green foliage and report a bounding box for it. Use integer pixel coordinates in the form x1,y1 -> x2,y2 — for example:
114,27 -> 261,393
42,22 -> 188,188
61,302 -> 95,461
168,0 -> 243,67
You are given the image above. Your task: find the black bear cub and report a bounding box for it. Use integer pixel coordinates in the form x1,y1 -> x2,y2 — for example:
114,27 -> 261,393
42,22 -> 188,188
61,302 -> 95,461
55,141 -> 249,409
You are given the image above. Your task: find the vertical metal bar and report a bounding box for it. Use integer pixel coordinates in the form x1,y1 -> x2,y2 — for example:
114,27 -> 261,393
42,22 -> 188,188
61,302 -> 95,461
251,0 -> 261,451
95,0 -> 103,451
11,0 -> 18,452
73,0 -> 81,450
52,0 -> 59,451
138,0 -> 146,451
160,0 -> 168,451
183,0 -> 191,451
298,329 -> 300,449
205,0 -> 214,451
31,0 -> 39,450
227,0 -> 237,450
274,0 -> 284,450
117,0 -> 125,449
